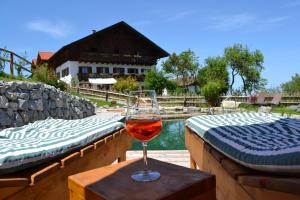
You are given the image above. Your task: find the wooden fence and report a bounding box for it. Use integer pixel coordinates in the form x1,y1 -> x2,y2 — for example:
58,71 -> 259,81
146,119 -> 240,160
0,48 -> 32,77
75,87 -> 300,106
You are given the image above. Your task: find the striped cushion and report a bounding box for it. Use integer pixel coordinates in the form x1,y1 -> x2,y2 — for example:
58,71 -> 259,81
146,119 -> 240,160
186,113 -> 300,173
0,115 -> 123,174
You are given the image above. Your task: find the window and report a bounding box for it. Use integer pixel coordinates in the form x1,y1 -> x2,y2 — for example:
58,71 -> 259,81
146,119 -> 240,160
56,72 -> 60,79
113,67 -> 125,74
90,47 -> 97,52
97,67 -> 109,74
141,69 -> 150,74
79,66 -> 92,74
62,68 -> 69,77
128,68 -> 138,74
114,49 -> 120,54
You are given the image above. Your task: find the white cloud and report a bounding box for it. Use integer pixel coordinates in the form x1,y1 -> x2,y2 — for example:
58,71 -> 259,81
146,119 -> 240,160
207,14 -> 256,31
26,19 -> 72,38
165,10 -> 195,22
206,13 -> 289,32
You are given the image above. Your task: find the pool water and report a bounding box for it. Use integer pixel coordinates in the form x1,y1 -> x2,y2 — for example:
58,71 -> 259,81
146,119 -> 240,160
130,120 -> 185,150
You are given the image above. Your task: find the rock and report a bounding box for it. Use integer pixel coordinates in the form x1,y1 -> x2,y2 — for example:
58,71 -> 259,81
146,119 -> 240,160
0,96 -> 9,108
258,106 -> 272,113
19,111 -> 30,123
0,81 -> 95,129
43,93 -> 49,99
287,105 -> 299,111
57,108 -> 63,118
6,91 -> 18,100
55,98 -> 64,108
0,110 -> 11,126
28,100 -> 43,111
6,82 -> 17,90
0,85 -> 6,94
18,99 -> 29,110
16,82 -> 28,90
9,102 -> 18,110
14,112 -> 24,127
30,89 -> 42,100
18,92 -> 29,100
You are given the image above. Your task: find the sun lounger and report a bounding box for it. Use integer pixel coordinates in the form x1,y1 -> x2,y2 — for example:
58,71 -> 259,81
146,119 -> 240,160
0,115 -> 133,200
185,113 -> 300,200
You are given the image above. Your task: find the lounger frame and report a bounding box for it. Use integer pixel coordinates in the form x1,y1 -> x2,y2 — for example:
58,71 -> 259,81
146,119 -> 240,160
185,126 -> 300,200
0,128 -> 133,200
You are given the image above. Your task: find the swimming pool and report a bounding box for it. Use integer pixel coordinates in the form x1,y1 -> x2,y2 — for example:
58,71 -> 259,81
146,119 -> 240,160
130,120 -> 185,150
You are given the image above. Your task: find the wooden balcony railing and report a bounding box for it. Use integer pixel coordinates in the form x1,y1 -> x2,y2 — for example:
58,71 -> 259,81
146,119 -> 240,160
77,73 -> 145,82
79,52 -> 156,65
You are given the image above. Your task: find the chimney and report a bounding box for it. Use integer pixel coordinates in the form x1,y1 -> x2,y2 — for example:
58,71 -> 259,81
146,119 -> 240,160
92,30 -> 97,34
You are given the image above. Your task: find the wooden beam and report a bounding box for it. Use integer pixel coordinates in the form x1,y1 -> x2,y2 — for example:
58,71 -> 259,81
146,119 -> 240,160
10,52 -> 14,78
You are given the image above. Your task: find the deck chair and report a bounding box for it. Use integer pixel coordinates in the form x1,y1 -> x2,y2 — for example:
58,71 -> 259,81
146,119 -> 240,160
0,116 -> 133,200
185,113 -> 300,200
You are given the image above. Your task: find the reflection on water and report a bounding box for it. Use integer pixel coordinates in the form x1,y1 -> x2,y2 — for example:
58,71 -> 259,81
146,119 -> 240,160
130,120 -> 185,150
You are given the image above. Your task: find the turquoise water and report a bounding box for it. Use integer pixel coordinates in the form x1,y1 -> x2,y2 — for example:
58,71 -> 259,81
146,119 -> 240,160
130,120 -> 186,150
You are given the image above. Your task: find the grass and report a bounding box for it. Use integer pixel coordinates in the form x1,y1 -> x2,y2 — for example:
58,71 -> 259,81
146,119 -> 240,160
70,90 -> 125,107
238,103 -> 300,116
0,72 -> 34,82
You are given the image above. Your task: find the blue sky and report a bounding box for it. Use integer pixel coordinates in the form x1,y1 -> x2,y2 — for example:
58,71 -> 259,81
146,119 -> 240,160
1,0 -> 300,88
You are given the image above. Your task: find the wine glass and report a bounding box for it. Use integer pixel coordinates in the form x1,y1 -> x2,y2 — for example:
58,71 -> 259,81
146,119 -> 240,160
126,90 -> 162,182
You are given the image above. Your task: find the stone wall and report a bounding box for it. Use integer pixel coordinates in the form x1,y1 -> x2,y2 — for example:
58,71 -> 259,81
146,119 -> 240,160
0,81 -> 95,130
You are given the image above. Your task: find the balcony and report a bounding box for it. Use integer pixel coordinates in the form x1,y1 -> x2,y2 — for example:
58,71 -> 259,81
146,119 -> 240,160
77,73 -> 145,82
78,52 -> 156,65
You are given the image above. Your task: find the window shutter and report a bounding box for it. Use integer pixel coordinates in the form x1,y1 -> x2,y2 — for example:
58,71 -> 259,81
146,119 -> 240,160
79,67 -> 82,73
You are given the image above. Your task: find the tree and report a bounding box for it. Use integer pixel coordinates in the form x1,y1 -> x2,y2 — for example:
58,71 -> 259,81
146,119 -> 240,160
201,82 -> 223,106
144,70 -> 176,95
224,44 -> 264,95
32,63 -> 68,91
198,56 -> 229,94
281,74 -> 300,94
112,76 -> 139,94
162,49 -> 199,92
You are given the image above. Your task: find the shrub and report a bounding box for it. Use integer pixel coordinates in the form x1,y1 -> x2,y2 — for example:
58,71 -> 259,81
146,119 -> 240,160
201,82 -> 223,106
112,76 -> 139,94
32,64 -> 68,91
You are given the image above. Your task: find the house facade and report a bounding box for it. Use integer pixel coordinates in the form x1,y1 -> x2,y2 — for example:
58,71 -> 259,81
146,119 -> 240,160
46,21 -> 169,89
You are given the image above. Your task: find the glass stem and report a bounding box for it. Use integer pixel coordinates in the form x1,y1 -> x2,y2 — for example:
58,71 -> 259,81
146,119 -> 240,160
142,142 -> 148,172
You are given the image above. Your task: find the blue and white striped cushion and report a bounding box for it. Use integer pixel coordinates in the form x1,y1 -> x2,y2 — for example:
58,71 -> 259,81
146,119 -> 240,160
186,113 -> 300,173
0,115 -> 123,173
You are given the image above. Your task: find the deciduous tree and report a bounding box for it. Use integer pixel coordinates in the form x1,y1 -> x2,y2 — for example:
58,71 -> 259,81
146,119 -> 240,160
224,44 -> 264,95
198,56 -> 229,94
162,49 -> 199,92
144,69 -> 176,95
281,74 -> 300,94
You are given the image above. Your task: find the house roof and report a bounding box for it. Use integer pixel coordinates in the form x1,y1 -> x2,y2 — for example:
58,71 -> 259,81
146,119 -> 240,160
49,21 -> 169,67
38,52 -> 55,60
32,59 -> 37,65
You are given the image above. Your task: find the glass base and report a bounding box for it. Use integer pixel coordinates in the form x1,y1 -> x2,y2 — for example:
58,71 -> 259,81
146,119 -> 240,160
131,170 -> 160,182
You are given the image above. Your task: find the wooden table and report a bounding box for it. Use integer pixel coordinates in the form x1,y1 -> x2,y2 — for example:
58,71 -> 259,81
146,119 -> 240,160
68,158 -> 216,200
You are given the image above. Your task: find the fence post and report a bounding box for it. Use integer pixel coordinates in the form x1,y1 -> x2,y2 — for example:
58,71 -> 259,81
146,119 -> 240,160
10,52 -> 14,78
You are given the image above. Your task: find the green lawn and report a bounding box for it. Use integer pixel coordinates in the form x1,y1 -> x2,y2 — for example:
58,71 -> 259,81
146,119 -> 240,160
0,72 -> 33,82
70,90 -> 125,107
238,103 -> 300,115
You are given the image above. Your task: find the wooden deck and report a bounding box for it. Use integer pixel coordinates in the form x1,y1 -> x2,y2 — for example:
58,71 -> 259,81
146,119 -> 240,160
126,150 -> 190,168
